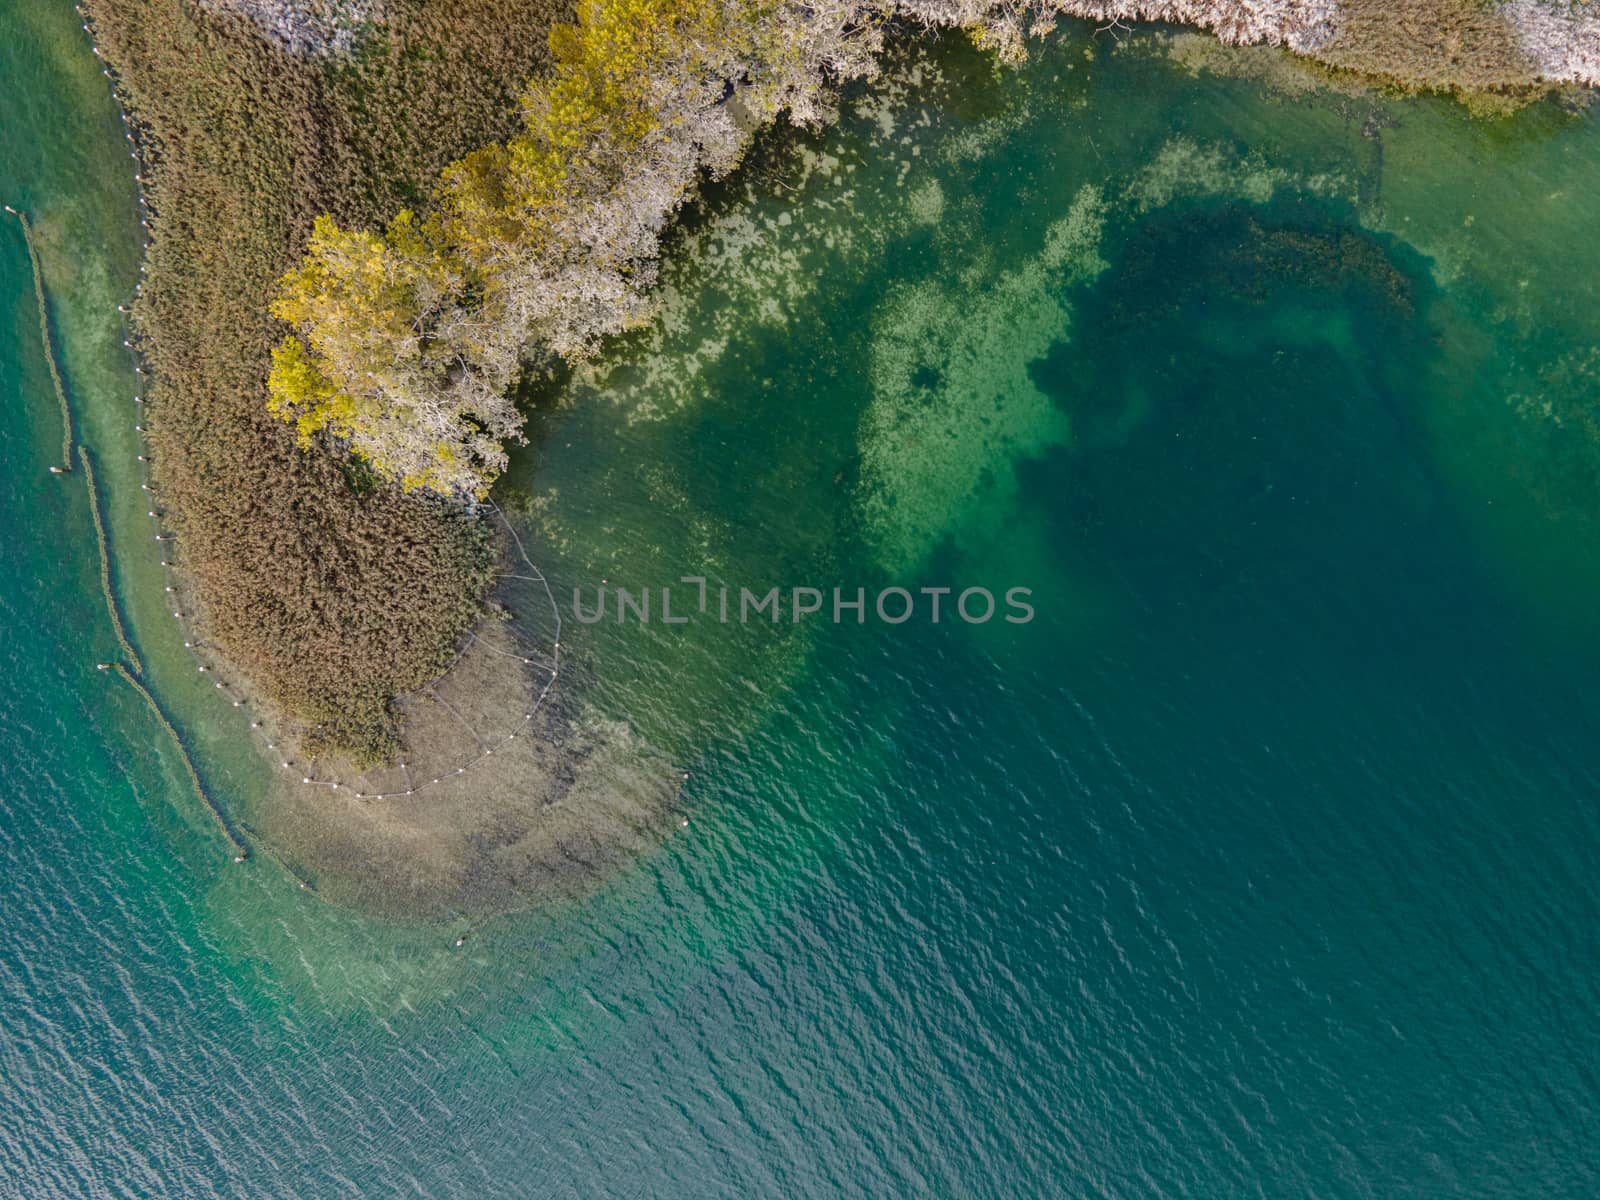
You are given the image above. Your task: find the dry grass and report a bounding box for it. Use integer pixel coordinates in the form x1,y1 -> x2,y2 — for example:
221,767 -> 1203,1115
1314,0 -> 1545,98
84,0 -> 571,761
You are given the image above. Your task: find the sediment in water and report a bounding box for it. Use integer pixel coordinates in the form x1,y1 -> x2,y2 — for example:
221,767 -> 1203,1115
255,615 -> 683,922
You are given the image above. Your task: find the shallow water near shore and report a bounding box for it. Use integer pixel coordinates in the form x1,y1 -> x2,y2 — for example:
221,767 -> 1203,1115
5,6 -> 1600,1196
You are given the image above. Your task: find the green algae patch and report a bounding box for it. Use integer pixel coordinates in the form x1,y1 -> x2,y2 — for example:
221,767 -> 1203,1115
856,185 -> 1108,576
852,128 -> 1366,579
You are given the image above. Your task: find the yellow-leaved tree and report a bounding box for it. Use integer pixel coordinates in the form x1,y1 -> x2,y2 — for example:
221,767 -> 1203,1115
266,209 -> 515,496
268,0 -> 886,499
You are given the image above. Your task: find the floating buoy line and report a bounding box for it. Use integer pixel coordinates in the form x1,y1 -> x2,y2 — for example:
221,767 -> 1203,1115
22,11 -> 681,936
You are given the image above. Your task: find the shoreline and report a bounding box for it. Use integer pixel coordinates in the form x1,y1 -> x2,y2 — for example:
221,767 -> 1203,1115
74,0 -> 1598,919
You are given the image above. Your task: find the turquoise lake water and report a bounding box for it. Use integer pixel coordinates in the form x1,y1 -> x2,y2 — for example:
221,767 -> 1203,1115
5,4 -> 1600,1196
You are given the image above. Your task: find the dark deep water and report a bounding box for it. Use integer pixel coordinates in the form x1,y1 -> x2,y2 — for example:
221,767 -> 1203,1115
4,7 -> 1600,1197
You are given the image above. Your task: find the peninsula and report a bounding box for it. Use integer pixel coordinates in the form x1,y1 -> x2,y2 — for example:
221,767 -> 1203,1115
78,0 -> 1600,917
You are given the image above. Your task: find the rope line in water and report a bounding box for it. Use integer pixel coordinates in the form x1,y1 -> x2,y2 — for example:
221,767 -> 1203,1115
465,627 -> 554,667
79,446 -> 144,675
5,206 -> 74,470
236,821 -> 317,891
109,664 -> 249,861
426,685 -> 491,751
